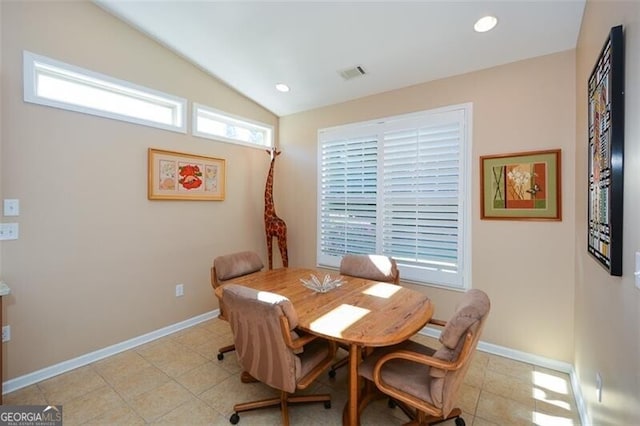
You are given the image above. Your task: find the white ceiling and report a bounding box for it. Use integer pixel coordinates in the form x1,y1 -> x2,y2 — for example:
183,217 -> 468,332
96,1 -> 585,117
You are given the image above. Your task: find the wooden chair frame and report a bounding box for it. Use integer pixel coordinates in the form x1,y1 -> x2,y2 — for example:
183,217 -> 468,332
211,266 -> 236,358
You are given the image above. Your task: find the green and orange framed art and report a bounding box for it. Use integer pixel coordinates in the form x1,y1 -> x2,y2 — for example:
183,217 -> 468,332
480,149 -> 561,221
148,148 -> 226,201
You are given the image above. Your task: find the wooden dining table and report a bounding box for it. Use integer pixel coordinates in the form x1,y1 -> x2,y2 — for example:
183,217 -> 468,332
217,267 -> 433,426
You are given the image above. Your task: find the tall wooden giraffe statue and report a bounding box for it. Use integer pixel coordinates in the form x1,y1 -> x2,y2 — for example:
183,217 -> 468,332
264,148 -> 288,269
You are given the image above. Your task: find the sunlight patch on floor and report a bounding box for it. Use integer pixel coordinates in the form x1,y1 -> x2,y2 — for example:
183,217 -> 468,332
533,411 -> 576,426
533,388 -> 571,410
533,371 -> 569,394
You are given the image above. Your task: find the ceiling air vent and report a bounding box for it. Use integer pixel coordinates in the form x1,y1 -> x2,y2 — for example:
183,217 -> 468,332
339,65 -> 367,81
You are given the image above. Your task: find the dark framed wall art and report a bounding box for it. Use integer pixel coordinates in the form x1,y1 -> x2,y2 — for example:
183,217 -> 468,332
587,25 -> 625,276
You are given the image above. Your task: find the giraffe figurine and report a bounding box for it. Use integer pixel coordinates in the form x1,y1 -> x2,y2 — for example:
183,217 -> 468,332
264,148 -> 288,269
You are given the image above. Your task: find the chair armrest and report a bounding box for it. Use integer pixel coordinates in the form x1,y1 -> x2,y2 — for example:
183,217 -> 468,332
297,339 -> 338,389
213,284 -> 228,321
278,314 -> 337,390
371,348 -> 451,416
373,331 -> 475,385
373,349 -> 456,380
428,318 -> 447,327
279,316 -> 318,350
211,266 -> 218,289
289,331 -> 318,351
371,331 -> 476,416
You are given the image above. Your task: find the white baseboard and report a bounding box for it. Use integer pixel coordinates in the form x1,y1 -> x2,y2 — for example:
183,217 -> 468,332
569,366 -> 591,426
420,326 -> 589,425
2,310 -> 219,395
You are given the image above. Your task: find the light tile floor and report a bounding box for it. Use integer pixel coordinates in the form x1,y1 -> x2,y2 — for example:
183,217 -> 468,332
5,318 -> 581,425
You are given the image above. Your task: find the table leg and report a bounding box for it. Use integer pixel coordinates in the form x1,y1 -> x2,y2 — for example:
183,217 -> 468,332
347,344 -> 360,425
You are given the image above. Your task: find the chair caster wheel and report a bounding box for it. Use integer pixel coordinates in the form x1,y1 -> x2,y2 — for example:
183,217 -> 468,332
455,417 -> 465,426
328,369 -> 336,379
388,399 -> 397,408
217,353 -> 224,361
324,401 -> 331,409
229,413 -> 239,424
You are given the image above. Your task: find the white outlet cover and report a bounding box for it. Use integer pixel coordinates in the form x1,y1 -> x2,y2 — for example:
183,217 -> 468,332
0,223 -> 19,240
635,252 -> 640,290
2,325 -> 10,342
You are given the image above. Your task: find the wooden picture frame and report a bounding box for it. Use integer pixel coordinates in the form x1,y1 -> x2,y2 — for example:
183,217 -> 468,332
148,148 -> 226,201
587,25 -> 624,276
480,149 -> 561,221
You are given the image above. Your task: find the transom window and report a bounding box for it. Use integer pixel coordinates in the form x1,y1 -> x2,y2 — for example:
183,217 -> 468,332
317,104 -> 472,289
193,103 -> 273,148
23,51 -> 186,133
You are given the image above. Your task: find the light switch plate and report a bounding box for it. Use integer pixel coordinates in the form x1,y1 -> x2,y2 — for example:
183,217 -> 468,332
3,199 -> 19,217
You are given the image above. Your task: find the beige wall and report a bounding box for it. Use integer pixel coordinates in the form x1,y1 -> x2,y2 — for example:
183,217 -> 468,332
279,50 -> 577,363
574,1 -> 640,423
0,1 -> 277,378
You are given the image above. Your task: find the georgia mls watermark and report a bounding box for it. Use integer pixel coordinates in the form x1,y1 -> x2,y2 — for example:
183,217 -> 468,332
0,405 -> 62,426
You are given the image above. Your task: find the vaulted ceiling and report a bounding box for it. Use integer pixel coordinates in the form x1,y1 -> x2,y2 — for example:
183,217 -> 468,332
96,1 -> 585,117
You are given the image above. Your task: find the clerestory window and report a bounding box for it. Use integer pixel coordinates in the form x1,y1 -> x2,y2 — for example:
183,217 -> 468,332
23,51 -> 186,133
193,103 -> 273,149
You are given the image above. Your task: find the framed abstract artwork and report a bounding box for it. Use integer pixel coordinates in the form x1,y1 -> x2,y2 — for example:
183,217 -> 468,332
587,25 -> 624,276
148,148 -> 226,201
480,149 -> 561,221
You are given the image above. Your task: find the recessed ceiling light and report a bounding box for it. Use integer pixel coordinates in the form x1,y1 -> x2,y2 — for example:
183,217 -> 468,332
474,15 -> 498,33
275,83 -> 290,92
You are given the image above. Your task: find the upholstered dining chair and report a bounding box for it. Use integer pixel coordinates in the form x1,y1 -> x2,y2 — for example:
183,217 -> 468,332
222,284 -> 337,425
211,251 -> 264,361
357,289 -> 490,426
328,254 -> 400,378
339,254 -> 400,284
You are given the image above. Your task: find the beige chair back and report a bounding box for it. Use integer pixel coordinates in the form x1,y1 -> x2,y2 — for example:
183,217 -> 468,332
222,284 -> 301,393
211,251 -> 264,289
430,289 -> 490,414
339,254 -> 399,284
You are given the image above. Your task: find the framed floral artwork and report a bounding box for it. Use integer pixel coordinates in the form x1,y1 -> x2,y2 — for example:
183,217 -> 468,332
148,148 -> 225,201
480,149 -> 561,221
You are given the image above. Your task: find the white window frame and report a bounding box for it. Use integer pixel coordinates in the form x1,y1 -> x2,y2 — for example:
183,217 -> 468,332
23,51 -> 187,133
193,103 -> 274,149
317,103 -> 472,290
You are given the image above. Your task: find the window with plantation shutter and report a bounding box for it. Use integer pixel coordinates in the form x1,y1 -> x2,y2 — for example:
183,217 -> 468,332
317,104 -> 471,289
318,131 -> 379,264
